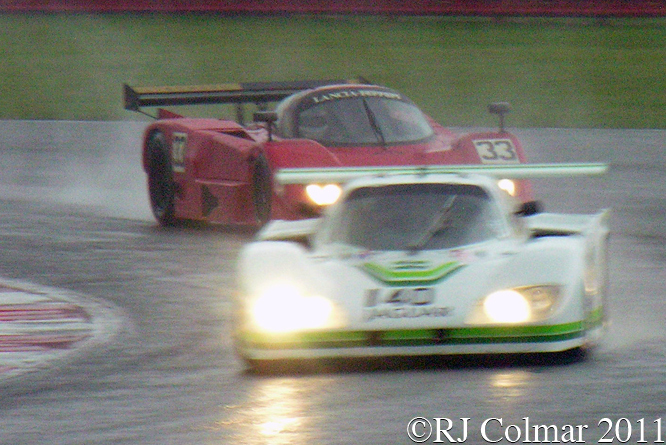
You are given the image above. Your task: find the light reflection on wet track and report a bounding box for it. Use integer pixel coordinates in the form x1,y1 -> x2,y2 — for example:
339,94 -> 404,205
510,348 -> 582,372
0,122 -> 664,444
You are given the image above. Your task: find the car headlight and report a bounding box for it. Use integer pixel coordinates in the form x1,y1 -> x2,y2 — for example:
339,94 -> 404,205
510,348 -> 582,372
305,184 -> 342,206
468,285 -> 561,324
250,283 -> 338,333
497,179 -> 516,196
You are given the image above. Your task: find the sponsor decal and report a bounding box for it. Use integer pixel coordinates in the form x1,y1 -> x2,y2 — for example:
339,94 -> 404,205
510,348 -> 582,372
311,89 -> 402,104
364,305 -> 452,322
352,250 -> 375,261
451,249 -> 477,263
363,287 -> 452,322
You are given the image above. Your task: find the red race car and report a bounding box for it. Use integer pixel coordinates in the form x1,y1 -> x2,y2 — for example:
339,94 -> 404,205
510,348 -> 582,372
124,80 -> 532,226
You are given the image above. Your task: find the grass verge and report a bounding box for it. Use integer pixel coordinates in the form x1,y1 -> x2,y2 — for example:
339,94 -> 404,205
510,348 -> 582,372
2,14 -> 665,128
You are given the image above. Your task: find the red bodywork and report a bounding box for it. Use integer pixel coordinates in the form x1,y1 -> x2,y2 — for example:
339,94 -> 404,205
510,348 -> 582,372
131,82 -> 532,226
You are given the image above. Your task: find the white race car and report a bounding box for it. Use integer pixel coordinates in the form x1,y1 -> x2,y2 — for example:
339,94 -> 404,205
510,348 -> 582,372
234,164 -> 609,367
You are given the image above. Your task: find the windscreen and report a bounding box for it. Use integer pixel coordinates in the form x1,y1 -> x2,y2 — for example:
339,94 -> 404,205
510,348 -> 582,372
296,93 -> 434,146
326,183 -> 500,251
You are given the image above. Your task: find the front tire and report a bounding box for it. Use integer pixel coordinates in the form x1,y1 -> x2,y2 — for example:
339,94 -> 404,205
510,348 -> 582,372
146,132 -> 176,226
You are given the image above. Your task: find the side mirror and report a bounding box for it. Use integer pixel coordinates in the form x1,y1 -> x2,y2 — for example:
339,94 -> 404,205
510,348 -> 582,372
254,111 -> 278,123
488,102 -> 511,132
253,111 -> 278,141
516,200 -> 542,216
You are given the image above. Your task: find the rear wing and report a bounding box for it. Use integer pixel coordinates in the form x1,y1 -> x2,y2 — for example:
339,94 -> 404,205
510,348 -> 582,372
274,163 -> 609,185
123,78 -> 369,115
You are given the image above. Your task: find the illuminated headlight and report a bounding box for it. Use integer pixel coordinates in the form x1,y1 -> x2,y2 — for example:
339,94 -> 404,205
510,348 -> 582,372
305,184 -> 342,206
250,283 -> 338,333
497,179 -> 516,196
468,285 -> 561,324
484,290 -> 530,323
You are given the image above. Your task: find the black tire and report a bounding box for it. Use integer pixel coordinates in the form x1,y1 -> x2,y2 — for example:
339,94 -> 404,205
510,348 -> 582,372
241,357 -> 303,375
252,155 -> 272,226
146,132 -> 176,226
552,347 -> 588,365
242,358 -> 273,374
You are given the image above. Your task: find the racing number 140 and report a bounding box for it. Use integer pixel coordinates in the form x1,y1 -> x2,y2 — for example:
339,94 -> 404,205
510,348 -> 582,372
365,288 -> 434,307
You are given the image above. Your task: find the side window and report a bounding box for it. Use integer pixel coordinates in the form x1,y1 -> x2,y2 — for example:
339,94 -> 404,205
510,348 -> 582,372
369,99 -> 434,143
298,106 -> 329,141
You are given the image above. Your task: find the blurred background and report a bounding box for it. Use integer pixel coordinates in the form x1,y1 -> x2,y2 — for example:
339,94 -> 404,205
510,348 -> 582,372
1,0 -> 665,128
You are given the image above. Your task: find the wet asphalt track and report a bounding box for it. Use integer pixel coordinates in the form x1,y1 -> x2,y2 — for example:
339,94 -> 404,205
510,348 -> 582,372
0,122 -> 664,444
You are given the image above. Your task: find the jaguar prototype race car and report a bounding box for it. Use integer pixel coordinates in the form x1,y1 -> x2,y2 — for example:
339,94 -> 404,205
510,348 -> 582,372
124,79 -> 532,226
234,163 -> 609,367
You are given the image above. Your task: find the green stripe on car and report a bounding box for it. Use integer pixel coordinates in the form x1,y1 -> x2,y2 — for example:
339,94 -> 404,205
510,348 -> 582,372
360,261 -> 465,285
241,320 -> 592,350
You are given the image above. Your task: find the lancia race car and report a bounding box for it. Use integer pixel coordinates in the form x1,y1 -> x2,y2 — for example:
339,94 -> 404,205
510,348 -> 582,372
124,79 -> 532,226
234,163 -> 609,367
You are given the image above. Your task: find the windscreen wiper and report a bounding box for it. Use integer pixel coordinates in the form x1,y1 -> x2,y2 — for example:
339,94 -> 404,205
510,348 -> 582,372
406,196 -> 457,252
362,98 -> 386,147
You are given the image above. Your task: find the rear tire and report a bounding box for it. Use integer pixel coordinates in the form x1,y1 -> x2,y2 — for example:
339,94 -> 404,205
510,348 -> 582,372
146,132 -> 176,226
252,155 -> 272,226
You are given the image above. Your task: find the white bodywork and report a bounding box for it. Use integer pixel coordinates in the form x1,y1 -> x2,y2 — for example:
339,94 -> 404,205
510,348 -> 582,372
234,169 -> 609,363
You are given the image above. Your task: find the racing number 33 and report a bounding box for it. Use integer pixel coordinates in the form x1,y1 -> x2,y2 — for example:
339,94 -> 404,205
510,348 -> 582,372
473,139 -> 519,164
171,132 -> 188,173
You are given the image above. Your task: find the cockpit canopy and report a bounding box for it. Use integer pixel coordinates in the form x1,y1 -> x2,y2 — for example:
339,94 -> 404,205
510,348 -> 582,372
323,183 -> 502,251
275,86 -> 435,146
